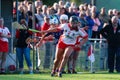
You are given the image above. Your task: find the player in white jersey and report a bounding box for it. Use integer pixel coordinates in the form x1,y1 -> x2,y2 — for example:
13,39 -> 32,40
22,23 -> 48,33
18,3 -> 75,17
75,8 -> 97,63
0,17 -> 11,74
40,16 -> 88,77
67,28 -> 87,74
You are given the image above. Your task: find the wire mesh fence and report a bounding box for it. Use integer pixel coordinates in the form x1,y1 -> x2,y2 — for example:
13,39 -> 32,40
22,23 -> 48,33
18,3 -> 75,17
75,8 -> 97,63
6,39 -> 108,73
37,39 -> 108,72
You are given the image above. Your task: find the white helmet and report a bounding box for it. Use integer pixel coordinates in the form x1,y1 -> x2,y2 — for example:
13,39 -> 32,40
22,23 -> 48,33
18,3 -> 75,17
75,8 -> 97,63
50,18 -> 59,24
60,14 -> 68,20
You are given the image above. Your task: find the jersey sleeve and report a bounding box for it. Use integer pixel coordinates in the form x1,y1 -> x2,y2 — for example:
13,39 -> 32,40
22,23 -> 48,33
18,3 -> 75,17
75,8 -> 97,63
6,27 -> 11,36
57,24 -> 67,31
79,28 -> 88,39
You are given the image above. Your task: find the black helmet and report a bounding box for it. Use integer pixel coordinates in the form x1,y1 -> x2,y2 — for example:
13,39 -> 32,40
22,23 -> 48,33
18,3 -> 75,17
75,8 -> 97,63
69,16 -> 79,23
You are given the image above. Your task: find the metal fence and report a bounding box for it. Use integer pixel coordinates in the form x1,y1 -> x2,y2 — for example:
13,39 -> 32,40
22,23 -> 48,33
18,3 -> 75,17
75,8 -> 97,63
6,38 -> 108,72
38,39 -> 108,72
76,39 -> 108,72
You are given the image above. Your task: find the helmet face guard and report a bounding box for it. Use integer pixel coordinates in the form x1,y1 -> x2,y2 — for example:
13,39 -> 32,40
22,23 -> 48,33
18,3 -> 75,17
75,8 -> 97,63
69,16 -> 80,31
69,16 -> 79,29
70,22 -> 78,28
69,16 -> 79,23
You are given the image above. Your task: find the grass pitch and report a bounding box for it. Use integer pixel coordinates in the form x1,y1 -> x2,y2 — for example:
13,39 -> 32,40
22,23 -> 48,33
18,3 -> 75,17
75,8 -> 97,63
0,71 -> 120,80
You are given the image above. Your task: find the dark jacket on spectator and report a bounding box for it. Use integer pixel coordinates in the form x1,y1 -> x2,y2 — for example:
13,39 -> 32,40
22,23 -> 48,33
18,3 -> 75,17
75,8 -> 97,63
15,29 -> 32,48
100,22 -> 120,48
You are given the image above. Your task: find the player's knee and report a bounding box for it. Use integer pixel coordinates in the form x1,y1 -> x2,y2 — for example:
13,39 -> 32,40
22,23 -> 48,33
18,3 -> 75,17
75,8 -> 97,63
54,58 -> 59,63
63,55 -> 69,60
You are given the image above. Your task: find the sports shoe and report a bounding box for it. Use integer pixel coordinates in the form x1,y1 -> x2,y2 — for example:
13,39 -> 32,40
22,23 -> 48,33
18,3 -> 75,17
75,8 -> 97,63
36,67 -> 40,73
29,71 -> 33,74
62,71 -> 66,74
72,69 -> 77,74
19,71 -> 24,74
51,70 -> 55,77
68,70 -> 71,74
0,68 -> 5,74
58,72 -> 62,77
36,67 -> 40,71
108,70 -> 114,73
0,72 -> 6,74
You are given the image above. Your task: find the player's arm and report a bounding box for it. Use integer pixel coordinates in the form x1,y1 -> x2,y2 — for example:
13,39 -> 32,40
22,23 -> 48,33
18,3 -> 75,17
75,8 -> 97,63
79,29 -> 88,46
35,33 -> 51,47
40,24 -> 65,34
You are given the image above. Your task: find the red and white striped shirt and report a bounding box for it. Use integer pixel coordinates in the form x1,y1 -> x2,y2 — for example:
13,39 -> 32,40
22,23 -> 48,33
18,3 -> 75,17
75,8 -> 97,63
0,27 -> 11,42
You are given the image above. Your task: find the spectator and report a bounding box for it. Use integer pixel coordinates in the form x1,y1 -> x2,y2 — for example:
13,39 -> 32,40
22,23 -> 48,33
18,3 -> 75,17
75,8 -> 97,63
100,16 -> 120,73
69,7 -> 77,17
112,9 -> 118,16
0,17 -> 11,74
85,10 -> 94,38
35,7 -> 44,30
55,7 -> 65,24
83,3 -> 88,11
79,4 -> 86,15
42,5 -> 48,17
15,19 -> 33,74
108,9 -> 114,19
58,0 -> 64,7
41,16 -> 52,69
35,0 -> 43,9
71,2 -> 76,8
36,17 -> 62,66
79,12 -> 88,28
99,7 -> 110,22
91,12 -> 101,40
27,4 -> 33,28
64,3 -> 71,19
72,6 -> 79,17
18,5 -> 28,23
53,3 -> 59,13
117,12 -> 120,25
91,6 -> 99,18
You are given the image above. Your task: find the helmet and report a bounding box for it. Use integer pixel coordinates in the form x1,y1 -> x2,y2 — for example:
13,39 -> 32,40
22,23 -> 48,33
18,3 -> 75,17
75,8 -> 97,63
50,18 -> 58,24
60,14 -> 68,20
69,16 -> 79,23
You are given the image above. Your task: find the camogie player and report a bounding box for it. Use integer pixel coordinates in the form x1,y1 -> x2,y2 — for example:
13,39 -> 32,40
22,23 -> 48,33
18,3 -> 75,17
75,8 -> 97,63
67,29 -> 87,74
39,16 -> 88,77
0,17 -> 11,74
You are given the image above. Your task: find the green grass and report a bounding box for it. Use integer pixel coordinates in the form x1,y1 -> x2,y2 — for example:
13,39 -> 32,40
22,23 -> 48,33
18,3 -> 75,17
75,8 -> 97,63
1,71 -> 120,80
9,43 -> 116,80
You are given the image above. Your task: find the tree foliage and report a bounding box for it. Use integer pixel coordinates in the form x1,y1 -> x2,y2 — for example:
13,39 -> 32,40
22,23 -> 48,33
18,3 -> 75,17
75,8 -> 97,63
70,0 -> 83,5
42,0 -> 58,6
14,0 -> 84,6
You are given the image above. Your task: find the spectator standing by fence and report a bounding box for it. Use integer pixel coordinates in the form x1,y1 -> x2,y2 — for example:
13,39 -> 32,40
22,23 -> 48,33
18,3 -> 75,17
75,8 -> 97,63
100,16 -> 120,73
91,12 -> 101,41
15,19 -> 33,74
41,16 -> 51,69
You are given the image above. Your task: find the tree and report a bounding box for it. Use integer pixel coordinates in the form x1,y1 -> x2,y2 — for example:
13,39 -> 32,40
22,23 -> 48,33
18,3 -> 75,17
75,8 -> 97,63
43,0 -> 58,6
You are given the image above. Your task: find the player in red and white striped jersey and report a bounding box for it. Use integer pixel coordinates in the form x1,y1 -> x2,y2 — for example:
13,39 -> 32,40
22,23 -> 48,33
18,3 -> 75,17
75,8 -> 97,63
0,17 -> 11,74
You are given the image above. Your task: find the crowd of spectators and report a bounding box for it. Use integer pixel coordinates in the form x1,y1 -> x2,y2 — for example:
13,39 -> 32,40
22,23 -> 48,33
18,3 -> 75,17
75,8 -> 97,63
1,0 -> 120,75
